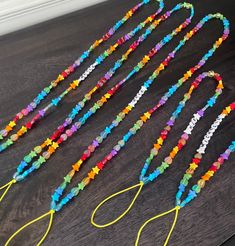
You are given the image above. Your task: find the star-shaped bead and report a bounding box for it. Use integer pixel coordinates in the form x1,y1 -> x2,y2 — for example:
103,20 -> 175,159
55,187 -> 63,195
206,171 -> 214,177
9,121 -> 16,127
64,175 -> 71,183
78,182 -> 85,191
38,156 -> 46,164
92,167 -> 100,174
149,173 -> 156,181
72,163 -> 80,171
88,171 -> 95,180
29,151 -> 37,157
189,163 -> 198,170
226,106 -> 231,113
6,139 -> 13,145
52,193 -> 60,202
157,138 -> 163,145
45,138 -> 52,146
105,127 -> 111,134
52,142 -> 59,149
21,126 -> 27,133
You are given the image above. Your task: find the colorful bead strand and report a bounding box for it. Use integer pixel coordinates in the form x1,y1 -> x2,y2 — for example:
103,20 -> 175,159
175,102 -> 235,207
1,1 -> 192,153
0,0 -> 164,141
135,102 -> 235,246
4,11 -> 231,244
1,3 -> 194,182
90,71 -> 223,226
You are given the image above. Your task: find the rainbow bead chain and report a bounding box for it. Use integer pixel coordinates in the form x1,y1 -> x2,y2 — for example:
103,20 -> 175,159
50,13 -> 230,212
9,3 -> 194,181
139,72 -> 224,184
4,12 -> 231,246
53,71 -> 223,212
134,103 -> 235,246
176,102 -> 235,207
0,0 -> 164,142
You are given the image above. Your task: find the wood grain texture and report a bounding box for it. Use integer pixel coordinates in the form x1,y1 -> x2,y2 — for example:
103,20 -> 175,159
0,0 -> 234,245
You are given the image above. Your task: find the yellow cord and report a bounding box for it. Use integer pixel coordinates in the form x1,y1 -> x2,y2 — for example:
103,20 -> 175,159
135,206 -> 180,246
91,182 -> 144,228
5,210 -> 55,246
0,179 -> 16,203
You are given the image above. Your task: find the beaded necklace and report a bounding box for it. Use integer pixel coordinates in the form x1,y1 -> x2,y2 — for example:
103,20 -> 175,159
0,3 -> 194,199
91,71 -> 224,228
5,11 -> 230,244
134,103 -> 235,246
0,0 -> 164,147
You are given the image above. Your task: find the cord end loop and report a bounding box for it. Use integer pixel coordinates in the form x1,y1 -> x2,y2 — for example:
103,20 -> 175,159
91,182 -> 144,228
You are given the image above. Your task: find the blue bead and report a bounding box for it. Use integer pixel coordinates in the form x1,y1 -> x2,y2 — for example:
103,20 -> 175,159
55,187 -> 63,195
52,98 -> 59,106
178,183 -> 185,192
52,193 -> 60,202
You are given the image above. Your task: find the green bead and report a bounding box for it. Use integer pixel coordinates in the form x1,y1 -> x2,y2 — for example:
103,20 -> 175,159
137,120 -> 143,127
64,175 -> 71,183
34,146 -> 42,154
192,184 -> 201,193
130,128 -> 136,134
157,166 -> 164,174
162,162 -> 169,169
78,182 -> 85,191
44,87 -> 50,93
181,179 -> 188,186
29,151 -> 36,157
24,155 -> 32,163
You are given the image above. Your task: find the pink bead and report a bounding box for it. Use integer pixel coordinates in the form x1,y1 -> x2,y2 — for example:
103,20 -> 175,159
182,133 -> 189,140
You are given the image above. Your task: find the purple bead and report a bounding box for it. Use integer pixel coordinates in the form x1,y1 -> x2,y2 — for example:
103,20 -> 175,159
167,120 -> 174,126
111,150 -> 117,156
92,140 -> 99,147
221,153 -> 229,160
71,125 -> 77,133
39,110 -> 45,117
197,110 -> 204,117
27,105 -> 33,112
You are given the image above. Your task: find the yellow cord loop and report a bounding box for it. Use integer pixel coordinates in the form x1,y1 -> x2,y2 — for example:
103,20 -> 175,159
91,182 -> 144,228
135,206 -> 180,246
0,179 -> 16,203
5,209 -> 55,246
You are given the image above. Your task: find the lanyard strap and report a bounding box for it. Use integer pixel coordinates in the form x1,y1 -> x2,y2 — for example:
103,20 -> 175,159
135,103 -> 234,246
90,71 -> 223,227
10,3 -> 194,182
52,12 -> 230,213
0,0 -> 164,143
176,102 -> 235,207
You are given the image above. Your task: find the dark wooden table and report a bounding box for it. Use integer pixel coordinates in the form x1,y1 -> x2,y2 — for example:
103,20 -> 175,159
0,0 -> 234,245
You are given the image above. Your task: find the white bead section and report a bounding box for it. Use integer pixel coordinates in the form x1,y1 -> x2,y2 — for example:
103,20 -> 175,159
78,62 -> 97,82
128,86 -> 147,108
197,113 -> 225,154
184,113 -> 201,135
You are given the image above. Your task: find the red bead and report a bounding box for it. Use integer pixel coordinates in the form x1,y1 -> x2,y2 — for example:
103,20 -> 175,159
193,158 -> 201,164
81,154 -> 87,161
97,163 -> 104,170
26,122 -> 32,129
61,71 -> 68,78
210,166 -> 217,172
178,143 -> 183,150
230,103 -> 235,110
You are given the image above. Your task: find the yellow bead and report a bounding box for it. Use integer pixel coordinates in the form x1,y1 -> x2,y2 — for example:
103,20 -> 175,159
9,121 -> 16,127
189,163 -> 198,170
